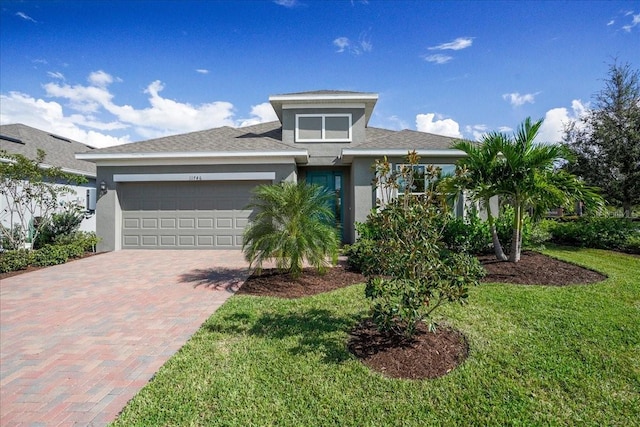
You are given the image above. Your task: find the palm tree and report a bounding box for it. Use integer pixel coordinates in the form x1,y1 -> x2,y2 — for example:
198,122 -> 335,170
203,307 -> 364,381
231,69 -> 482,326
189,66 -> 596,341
496,118 -> 603,262
242,181 -> 340,278
447,132 -> 509,261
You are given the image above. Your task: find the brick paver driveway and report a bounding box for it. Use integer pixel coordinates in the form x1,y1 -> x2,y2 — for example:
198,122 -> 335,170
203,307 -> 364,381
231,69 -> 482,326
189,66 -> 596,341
1,250 -> 250,426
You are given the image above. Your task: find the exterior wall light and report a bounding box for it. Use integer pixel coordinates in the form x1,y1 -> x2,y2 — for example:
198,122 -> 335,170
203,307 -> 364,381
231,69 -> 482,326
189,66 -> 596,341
99,180 -> 108,196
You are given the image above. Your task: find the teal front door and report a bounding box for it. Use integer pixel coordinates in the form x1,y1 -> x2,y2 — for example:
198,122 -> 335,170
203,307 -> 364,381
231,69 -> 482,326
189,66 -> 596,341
306,171 -> 344,240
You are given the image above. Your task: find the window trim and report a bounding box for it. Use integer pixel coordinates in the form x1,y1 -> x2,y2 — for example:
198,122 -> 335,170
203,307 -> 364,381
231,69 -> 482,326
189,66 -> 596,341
295,113 -> 352,142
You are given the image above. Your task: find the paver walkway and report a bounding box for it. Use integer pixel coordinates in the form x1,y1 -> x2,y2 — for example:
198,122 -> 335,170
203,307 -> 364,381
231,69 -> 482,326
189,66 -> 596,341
0,250 -> 250,426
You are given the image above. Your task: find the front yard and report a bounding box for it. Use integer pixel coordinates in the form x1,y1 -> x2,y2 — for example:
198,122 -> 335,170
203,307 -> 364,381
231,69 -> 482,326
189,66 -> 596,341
112,248 -> 639,426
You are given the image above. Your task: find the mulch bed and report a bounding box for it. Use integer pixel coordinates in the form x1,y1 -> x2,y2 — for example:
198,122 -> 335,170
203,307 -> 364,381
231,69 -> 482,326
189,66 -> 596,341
479,251 -> 606,285
238,251 -> 607,380
236,262 -> 365,298
348,320 -> 468,379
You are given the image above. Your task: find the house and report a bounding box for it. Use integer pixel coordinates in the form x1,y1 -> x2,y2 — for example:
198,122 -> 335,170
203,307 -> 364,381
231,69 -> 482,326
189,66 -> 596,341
0,124 -> 97,238
76,91 -> 467,252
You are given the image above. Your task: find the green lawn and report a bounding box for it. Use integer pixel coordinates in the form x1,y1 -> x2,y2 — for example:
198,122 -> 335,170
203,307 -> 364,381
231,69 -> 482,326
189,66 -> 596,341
112,248 -> 640,426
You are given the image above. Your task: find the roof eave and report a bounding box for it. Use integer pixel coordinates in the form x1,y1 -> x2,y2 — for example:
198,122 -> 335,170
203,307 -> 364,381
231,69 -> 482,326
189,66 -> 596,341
75,150 -> 309,164
340,148 -> 467,164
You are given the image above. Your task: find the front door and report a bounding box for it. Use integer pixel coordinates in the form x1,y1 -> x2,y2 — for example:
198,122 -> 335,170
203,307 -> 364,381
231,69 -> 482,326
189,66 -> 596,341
306,171 -> 344,240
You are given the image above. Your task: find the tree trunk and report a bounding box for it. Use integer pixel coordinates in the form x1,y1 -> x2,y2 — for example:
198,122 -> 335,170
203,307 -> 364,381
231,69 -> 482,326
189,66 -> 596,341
623,200 -> 632,218
485,197 -> 507,261
509,202 -> 522,262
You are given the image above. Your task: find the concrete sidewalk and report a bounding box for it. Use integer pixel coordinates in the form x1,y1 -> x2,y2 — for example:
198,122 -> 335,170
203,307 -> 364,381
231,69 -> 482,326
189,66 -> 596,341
0,250 -> 249,426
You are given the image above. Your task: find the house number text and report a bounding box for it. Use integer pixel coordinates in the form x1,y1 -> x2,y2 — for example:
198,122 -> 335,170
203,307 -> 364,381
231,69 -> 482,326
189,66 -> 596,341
189,175 -> 203,181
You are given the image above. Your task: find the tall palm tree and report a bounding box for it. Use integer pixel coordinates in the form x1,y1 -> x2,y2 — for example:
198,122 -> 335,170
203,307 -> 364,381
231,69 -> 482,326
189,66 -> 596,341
496,117 -> 603,262
242,181 -> 339,278
448,132 -> 509,261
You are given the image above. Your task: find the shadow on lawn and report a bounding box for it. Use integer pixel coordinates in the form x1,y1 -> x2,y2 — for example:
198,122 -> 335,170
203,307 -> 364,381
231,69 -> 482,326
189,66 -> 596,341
208,308 -> 362,364
179,267 -> 250,292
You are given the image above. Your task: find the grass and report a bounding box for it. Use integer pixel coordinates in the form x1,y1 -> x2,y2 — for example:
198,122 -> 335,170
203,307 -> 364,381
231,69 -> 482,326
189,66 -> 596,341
112,247 -> 640,426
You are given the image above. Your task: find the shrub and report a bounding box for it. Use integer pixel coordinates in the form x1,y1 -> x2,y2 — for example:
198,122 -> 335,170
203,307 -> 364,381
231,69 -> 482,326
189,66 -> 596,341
33,207 -> 84,249
33,245 -> 69,267
442,210 -> 491,254
548,216 -> 640,251
344,221 -> 385,273
0,249 -> 33,273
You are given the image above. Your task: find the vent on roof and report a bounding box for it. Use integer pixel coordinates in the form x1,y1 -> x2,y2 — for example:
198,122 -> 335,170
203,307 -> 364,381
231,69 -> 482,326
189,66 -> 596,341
0,134 -> 24,144
50,134 -> 71,143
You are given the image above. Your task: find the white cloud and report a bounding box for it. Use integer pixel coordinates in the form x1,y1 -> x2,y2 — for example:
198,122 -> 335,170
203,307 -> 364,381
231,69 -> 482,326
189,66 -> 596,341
196,69 -> 209,74
87,70 -> 115,87
47,71 -> 65,80
502,92 -> 537,107
16,12 -> 37,23
422,54 -> 453,64
622,13 -> 640,32
274,0 -> 297,7
607,19 -> 615,26
237,102 -> 278,127
0,91 -> 131,148
536,99 -> 588,144
333,33 -> 372,55
464,124 -> 488,141
416,113 -> 462,138
428,37 -> 473,51
334,37 -> 350,53
498,126 -> 513,133
1,71 -> 278,147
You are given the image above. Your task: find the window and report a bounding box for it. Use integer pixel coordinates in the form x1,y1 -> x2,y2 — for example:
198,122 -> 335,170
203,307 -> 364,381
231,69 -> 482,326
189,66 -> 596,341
296,114 -> 351,142
396,164 -> 456,194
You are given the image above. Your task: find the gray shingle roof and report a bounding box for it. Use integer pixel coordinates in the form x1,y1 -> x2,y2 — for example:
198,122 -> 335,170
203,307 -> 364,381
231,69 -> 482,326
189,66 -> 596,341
85,121 -> 301,155
0,124 -> 96,176
358,127 -> 459,150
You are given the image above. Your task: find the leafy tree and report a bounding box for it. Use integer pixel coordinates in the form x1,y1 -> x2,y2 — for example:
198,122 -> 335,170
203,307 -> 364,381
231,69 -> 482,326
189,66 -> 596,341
563,61 -> 640,217
242,181 -> 339,278
1,149 -> 86,249
362,152 -> 484,337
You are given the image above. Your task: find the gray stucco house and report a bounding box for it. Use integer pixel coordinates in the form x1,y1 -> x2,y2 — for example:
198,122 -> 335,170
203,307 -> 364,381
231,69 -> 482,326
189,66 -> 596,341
76,91 -> 466,252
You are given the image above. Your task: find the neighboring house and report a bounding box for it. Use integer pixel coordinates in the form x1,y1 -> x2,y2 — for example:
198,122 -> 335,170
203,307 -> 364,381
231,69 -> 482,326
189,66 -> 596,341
76,91 -> 467,252
0,124 -> 97,237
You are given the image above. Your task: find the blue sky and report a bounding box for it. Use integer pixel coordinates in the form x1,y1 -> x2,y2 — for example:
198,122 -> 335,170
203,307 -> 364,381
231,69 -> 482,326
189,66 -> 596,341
1,0 -> 638,148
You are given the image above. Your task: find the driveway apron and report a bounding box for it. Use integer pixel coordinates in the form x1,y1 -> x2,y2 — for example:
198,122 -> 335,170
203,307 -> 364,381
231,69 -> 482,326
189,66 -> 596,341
0,250 -> 249,426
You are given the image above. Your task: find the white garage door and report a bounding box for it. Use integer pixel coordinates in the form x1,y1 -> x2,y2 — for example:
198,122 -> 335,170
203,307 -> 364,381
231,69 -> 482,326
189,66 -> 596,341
119,181 -> 261,249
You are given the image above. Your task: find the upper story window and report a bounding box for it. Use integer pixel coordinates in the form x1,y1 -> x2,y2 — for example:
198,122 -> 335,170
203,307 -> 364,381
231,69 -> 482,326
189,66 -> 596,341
295,114 -> 352,142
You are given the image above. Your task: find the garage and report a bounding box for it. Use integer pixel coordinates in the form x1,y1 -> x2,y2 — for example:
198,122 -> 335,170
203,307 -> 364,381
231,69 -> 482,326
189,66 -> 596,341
118,179 -> 265,249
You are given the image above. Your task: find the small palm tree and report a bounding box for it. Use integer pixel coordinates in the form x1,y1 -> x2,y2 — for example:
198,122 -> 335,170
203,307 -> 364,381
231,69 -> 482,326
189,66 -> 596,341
242,181 -> 339,278
449,132 -> 509,261
496,118 -> 603,262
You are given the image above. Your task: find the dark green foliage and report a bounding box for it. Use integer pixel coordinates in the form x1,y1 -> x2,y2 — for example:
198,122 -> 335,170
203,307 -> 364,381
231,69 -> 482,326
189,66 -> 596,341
563,62 -> 640,217
0,249 -> 34,273
33,244 -> 69,266
0,232 -> 99,273
547,217 -> 640,253
442,209 -> 491,254
33,207 -> 85,249
360,153 -> 485,337
242,181 -> 340,278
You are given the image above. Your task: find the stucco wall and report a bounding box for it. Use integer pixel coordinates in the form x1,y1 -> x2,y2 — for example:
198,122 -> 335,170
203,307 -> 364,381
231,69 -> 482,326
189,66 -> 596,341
281,107 -> 366,166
